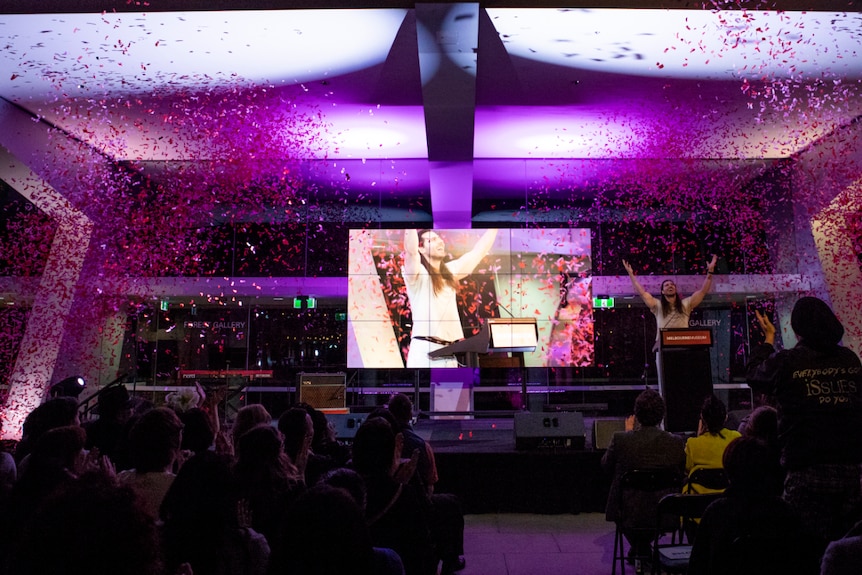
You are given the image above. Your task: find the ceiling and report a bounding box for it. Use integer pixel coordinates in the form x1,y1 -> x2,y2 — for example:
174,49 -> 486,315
1,1 -> 862,224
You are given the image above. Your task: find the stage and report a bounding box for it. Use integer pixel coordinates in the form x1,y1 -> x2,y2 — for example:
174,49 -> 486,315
415,418 -> 610,515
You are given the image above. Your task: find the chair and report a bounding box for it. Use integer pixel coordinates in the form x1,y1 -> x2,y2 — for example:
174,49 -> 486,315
611,468 -> 684,575
650,492 -> 723,575
684,467 -> 729,494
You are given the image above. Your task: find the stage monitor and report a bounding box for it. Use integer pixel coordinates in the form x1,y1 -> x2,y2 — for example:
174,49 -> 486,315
488,318 -> 538,352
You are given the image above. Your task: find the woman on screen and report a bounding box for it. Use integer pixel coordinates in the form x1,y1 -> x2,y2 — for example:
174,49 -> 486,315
402,228 -> 498,368
547,273 -> 594,369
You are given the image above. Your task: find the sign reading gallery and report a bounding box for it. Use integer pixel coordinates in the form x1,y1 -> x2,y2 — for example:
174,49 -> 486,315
185,321 -> 246,330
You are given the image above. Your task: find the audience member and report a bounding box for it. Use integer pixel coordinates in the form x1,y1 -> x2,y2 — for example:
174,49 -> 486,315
160,450 -> 269,575
740,405 -> 779,447
233,423 -> 305,546
117,406 -> 185,519
747,297 -> 862,547
820,518 -> 862,575
82,384 -> 134,469
0,426 -> 96,568
388,393 -> 466,575
302,403 -> 351,466
685,394 -> 740,493
231,404 -> 272,457
277,407 -> 317,482
688,436 -> 813,575
179,407 -> 216,454
269,484 -> 405,575
0,450 -> 16,497
13,396 -> 79,467
602,388 -> 685,564
6,472 -> 162,575
351,417 -> 436,575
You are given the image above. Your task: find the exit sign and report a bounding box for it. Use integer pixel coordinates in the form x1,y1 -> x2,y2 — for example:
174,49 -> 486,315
593,297 -> 615,309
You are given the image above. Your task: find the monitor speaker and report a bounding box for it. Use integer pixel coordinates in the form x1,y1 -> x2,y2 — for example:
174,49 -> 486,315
513,412 -> 585,450
297,372 -> 346,410
592,418 -> 627,450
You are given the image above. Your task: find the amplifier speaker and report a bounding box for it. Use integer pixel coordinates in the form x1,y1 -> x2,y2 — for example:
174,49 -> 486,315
513,412 -> 585,450
297,373 -> 346,410
592,418 -> 627,450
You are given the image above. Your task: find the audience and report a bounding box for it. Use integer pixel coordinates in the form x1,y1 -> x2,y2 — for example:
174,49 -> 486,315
233,423 -> 305,546
388,393 -> 466,575
231,404 -> 273,458
687,436 -> 813,575
684,394 -> 740,493
277,407 -> 317,483
82,384 -> 134,469
351,416 -> 436,575
269,484 -> 404,575
178,407 -> 216,455
821,518 -> 862,575
747,297 -> 862,549
302,403 -> 351,467
6,472 -> 163,575
602,388 -> 685,566
0,425 -> 91,566
160,450 -> 270,575
13,396 -> 79,468
117,406 -> 185,519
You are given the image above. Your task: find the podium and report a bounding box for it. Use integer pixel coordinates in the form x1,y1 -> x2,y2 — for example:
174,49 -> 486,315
659,328 -> 714,433
428,318 -> 538,367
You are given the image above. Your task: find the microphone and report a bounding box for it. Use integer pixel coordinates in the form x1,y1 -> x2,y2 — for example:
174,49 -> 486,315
496,301 -> 516,318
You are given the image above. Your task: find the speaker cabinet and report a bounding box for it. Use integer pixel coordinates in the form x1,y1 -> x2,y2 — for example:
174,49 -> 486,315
592,418 -> 627,450
513,412 -> 586,450
297,373 -> 346,410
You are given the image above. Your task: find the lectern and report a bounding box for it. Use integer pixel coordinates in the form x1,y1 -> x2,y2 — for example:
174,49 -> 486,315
659,328 -> 714,433
428,317 -> 538,367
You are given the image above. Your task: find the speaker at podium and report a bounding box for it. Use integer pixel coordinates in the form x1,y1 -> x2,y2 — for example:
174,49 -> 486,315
513,412 -> 586,450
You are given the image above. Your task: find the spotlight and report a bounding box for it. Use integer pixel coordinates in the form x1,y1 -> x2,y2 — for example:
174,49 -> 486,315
50,376 -> 87,399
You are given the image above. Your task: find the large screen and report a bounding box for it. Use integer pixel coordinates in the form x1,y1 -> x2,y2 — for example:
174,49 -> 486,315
347,228 -> 593,368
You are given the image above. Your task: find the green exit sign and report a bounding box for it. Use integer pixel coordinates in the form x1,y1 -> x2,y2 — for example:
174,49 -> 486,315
593,297 -> 615,309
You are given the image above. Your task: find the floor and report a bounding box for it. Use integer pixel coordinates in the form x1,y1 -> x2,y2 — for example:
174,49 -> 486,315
459,512 -> 616,575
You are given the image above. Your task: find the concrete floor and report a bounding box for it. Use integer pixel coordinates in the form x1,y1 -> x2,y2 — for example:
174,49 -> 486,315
458,512 -> 615,575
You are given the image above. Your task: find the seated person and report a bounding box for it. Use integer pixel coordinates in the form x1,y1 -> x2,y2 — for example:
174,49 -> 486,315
116,407 -> 184,519
688,437 -> 813,575
821,518 -> 862,575
351,417 -> 436,575
602,389 -> 685,564
684,394 -> 741,493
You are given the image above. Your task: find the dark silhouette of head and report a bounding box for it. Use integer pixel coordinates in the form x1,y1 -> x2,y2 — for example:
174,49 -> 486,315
742,405 -> 779,447
278,407 -> 313,463
700,394 -> 728,435
9,473 -> 162,575
791,296 -> 844,350
127,407 -> 183,473
16,397 -> 80,464
634,389 -> 665,428
723,436 -> 784,497
178,407 -> 215,454
271,484 -> 375,575
351,417 -> 396,477
387,393 -> 414,428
